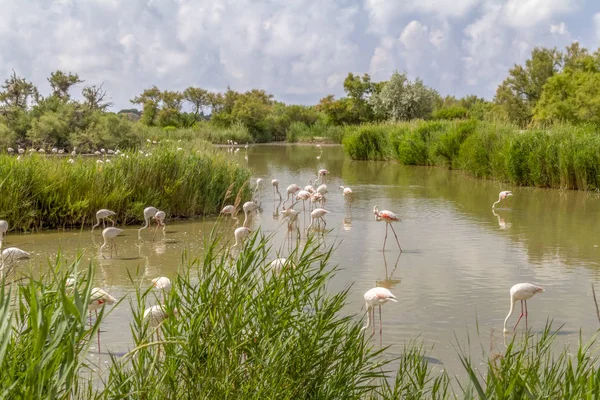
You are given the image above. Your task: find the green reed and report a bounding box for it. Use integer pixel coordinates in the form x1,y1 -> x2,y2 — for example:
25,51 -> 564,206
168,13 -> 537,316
343,120 -> 600,191
0,144 -> 251,232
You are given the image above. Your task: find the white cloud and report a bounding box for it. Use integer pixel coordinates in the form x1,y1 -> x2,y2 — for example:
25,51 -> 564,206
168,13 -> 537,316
550,22 -> 568,35
501,0 -> 577,28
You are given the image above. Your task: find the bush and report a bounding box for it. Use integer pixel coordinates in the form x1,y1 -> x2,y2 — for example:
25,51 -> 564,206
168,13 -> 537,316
432,106 -> 468,120
343,125 -> 393,160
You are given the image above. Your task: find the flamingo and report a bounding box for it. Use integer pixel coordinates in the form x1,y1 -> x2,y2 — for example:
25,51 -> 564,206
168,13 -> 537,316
305,179 -> 315,194
242,201 -> 259,227
283,184 -> 301,208
307,208 -> 329,231
138,206 -> 158,240
282,202 -> 301,231
0,220 -> 8,246
231,227 -> 251,253
151,276 -> 172,292
254,178 -> 263,202
295,190 -> 311,212
221,205 -> 238,222
360,287 -> 397,337
373,206 -> 402,252
315,169 -> 329,185
269,258 -> 295,276
493,191 -> 513,208
503,283 -> 544,333
88,287 -> 117,351
92,209 -> 116,233
1,247 -> 30,262
99,227 -> 123,258
340,186 -> 353,197
272,179 -> 282,201
144,304 -> 177,342
316,184 -> 328,204
153,210 -> 166,239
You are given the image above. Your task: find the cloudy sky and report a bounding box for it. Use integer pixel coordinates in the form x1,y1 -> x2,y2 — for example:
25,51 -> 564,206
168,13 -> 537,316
0,0 -> 598,110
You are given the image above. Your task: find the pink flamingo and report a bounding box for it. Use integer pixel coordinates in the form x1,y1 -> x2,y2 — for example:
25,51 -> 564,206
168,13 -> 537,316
373,206 -> 402,252
503,283 -> 544,333
283,184 -> 301,208
493,191 -> 513,208
315,169 -> 328,185
307,208 -> 329,231
360,287 -> 397,337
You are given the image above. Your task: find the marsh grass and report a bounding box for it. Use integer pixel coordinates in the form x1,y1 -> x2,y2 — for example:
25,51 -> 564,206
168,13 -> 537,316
344,121 -> 600,190
286,121 -> 344,143
0,145 -> 251,232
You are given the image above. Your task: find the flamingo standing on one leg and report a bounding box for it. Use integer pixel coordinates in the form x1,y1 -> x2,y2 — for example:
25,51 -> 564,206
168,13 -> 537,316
100,227 -> 123,258
493,191 -> 513,209
272,179 -> 282,201
503,283 -> 544,333
307,208 -> 329,231
283,184 -> 301,208
373,206 -> 402,252
360,287 -> 397,338
138,206 -> 158,240
88,287 -> 117,351
91,209 -> 117,233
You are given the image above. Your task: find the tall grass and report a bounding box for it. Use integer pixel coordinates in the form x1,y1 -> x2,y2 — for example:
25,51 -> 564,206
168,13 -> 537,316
286,121 -> 345,143
343,120 -> 600,190
141,121 -> 253,145
0,145 -> 251,231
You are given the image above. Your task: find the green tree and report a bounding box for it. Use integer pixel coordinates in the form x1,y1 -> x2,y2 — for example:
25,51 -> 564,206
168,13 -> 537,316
369,71 -> 438,121
343,72 -> 375,122
183,87 -> 209,119
494,47 -> 561,126
48,70 -> 83,100
131,86 -> 162,126
82,83 -> 112,111
0,71 -> 39,109
316,95 -> 358,125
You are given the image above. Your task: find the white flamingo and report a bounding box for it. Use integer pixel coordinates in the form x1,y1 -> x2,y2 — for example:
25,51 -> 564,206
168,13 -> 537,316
283,184 -> 301,208
360,287 -> 397,337
493,191 -> 513,209
138,206 -> 158,240
88,287 -> 117,351
231,227 -> 251,254
373,206 -> 402,252
242,201 -> 259,227
153,210 -> 166,239
503,283 -> 544,333
100,227 -> 123,258
221,205 -> 238,222
272,179 -> 282,201
92,209 -> 117,232
307,208 -> 329,231
315,169 -> 329,185
0,220 -> 8,246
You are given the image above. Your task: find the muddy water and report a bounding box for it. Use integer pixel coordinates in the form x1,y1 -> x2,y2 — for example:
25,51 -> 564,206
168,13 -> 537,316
4,144 -> 600,375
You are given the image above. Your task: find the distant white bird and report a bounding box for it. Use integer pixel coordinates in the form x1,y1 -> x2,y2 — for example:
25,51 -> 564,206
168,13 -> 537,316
0,220 -> 8,246
18,148 -> 24,155
67,158 -> 75,164
99,227 -> 123,258
52,147 -> 58,154
92,209 -> 117,233
254,178 -> 264,201
360,287 -> 397,337
503,283 -> 544,333
295,190 -> 311,211
272,179 -> 282,201
307,208 -> 329,231
282,202 -> 301,231
38,148 -> 45,154
96,160 -> 103,164
71,150 -> 76,157
315,169 -> 329,184
138,206 -> 158,240
94,151 -> 101,156
340,186 -> 353,197
493,191 -> 513,209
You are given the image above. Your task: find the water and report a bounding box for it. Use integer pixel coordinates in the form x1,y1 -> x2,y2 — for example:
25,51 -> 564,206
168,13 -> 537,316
5,144 -> 600,375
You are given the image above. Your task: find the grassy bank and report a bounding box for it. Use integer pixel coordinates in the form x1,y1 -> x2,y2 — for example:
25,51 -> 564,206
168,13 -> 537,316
2,234 -> 600,398
0,144 -> 251,232
343,120 -> 600,190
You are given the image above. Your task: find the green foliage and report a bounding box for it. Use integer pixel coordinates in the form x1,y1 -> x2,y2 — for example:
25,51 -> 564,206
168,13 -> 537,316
432,106 -> 468,120
343,124 -> 393,160
433,120 -> 478,168
0,146 -> 251,231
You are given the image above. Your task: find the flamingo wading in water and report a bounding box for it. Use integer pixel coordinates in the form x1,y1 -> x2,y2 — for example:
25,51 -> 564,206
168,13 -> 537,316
503,283 -> 544,333
92,209 -> 116,233
307,208 -> 329,231
0,220 -> 8,247
221,205 -> 238,222
272,179 -> 282,201
360,287 -> 397,337
493,191 -> 513,209
242,201 -> 259,227
138,206 -> 158,240
373,206 -> 402,252
100,227 -> 123,258
88,287 -> 117,351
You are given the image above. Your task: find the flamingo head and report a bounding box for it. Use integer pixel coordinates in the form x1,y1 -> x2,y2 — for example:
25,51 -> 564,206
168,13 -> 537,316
373,205 -> 380,217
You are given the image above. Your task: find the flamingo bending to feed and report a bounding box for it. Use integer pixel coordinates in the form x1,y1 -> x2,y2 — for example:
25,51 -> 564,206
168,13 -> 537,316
221,205 -> 238,222
360,287 -> 397,337
254,178 -> 263,201
144,304 -> 178,342
153,210 -> 166,239
315,169 -> 329,184
503,283 -> 544,333
0,220 -> 8,246
152,276 -> 172,293
305,180 -> 315,194
242,201 -> 259,227
92,209 -> 116,232
373,206 -> 402,252
493,191 -> 513,208
282,202 -> 301,231
272,179 -> 282,201
307,208 -> 329,231
88,287 -> 117,350
283,184 -> 301,208
231,227 -> 252,254
100,227 -> 123,258
295,190 -> 311,211
340,186 -> 353,197
138,206 -> 158,240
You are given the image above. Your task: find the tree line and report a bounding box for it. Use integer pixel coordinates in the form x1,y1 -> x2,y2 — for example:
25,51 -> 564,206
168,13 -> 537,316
0,41 -> 598,150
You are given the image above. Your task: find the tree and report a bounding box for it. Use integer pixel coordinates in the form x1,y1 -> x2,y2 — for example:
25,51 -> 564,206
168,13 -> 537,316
369,71 -> 438,121
131,86 -> 162,126
48,70 -> 83,100
183,87 -> 209,118
156,90 -> 184,127
82,83 -> 112,111
316,95 -> 358,125
343,73 -> 375,122
0,71 -> 39,109
494,47 -> 561,126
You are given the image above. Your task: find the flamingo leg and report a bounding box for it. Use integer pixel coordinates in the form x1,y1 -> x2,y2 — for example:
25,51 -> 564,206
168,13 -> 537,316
320,216 -> 327,230
379,304 -> 383,336
389,224 -> 402,252
102,219 -> 106,228
525,300 -> 528,331
107,217 -> 115,226
383,223 -> 389,251
513,300 -> 524,331
113,239 -> 118,257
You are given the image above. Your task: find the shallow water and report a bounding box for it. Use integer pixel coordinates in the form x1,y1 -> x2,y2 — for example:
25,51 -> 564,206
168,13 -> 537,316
4,144 -> 600,375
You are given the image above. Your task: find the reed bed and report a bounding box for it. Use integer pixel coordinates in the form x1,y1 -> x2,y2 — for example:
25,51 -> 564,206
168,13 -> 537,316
0,144 -> 251,232
2,235 -> 600,398
343,121 -> 600,190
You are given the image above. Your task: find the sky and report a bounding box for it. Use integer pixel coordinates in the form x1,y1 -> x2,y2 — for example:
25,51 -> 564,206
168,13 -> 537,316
0,0 -> 599,111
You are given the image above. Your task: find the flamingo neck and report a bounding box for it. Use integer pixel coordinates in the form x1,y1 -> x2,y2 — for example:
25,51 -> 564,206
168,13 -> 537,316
359,303 -> 372,335
492,200 -> 500,209
503,298 -> 516,333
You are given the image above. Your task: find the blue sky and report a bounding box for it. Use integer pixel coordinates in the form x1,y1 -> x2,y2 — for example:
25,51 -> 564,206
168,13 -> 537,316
0,0 -> 599,110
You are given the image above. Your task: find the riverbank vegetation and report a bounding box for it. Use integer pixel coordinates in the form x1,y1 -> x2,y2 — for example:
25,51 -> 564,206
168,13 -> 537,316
343,120 -> 600,190
0,145 -> 250,232
2,235 -> 600,398
1,42 -> 597,152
